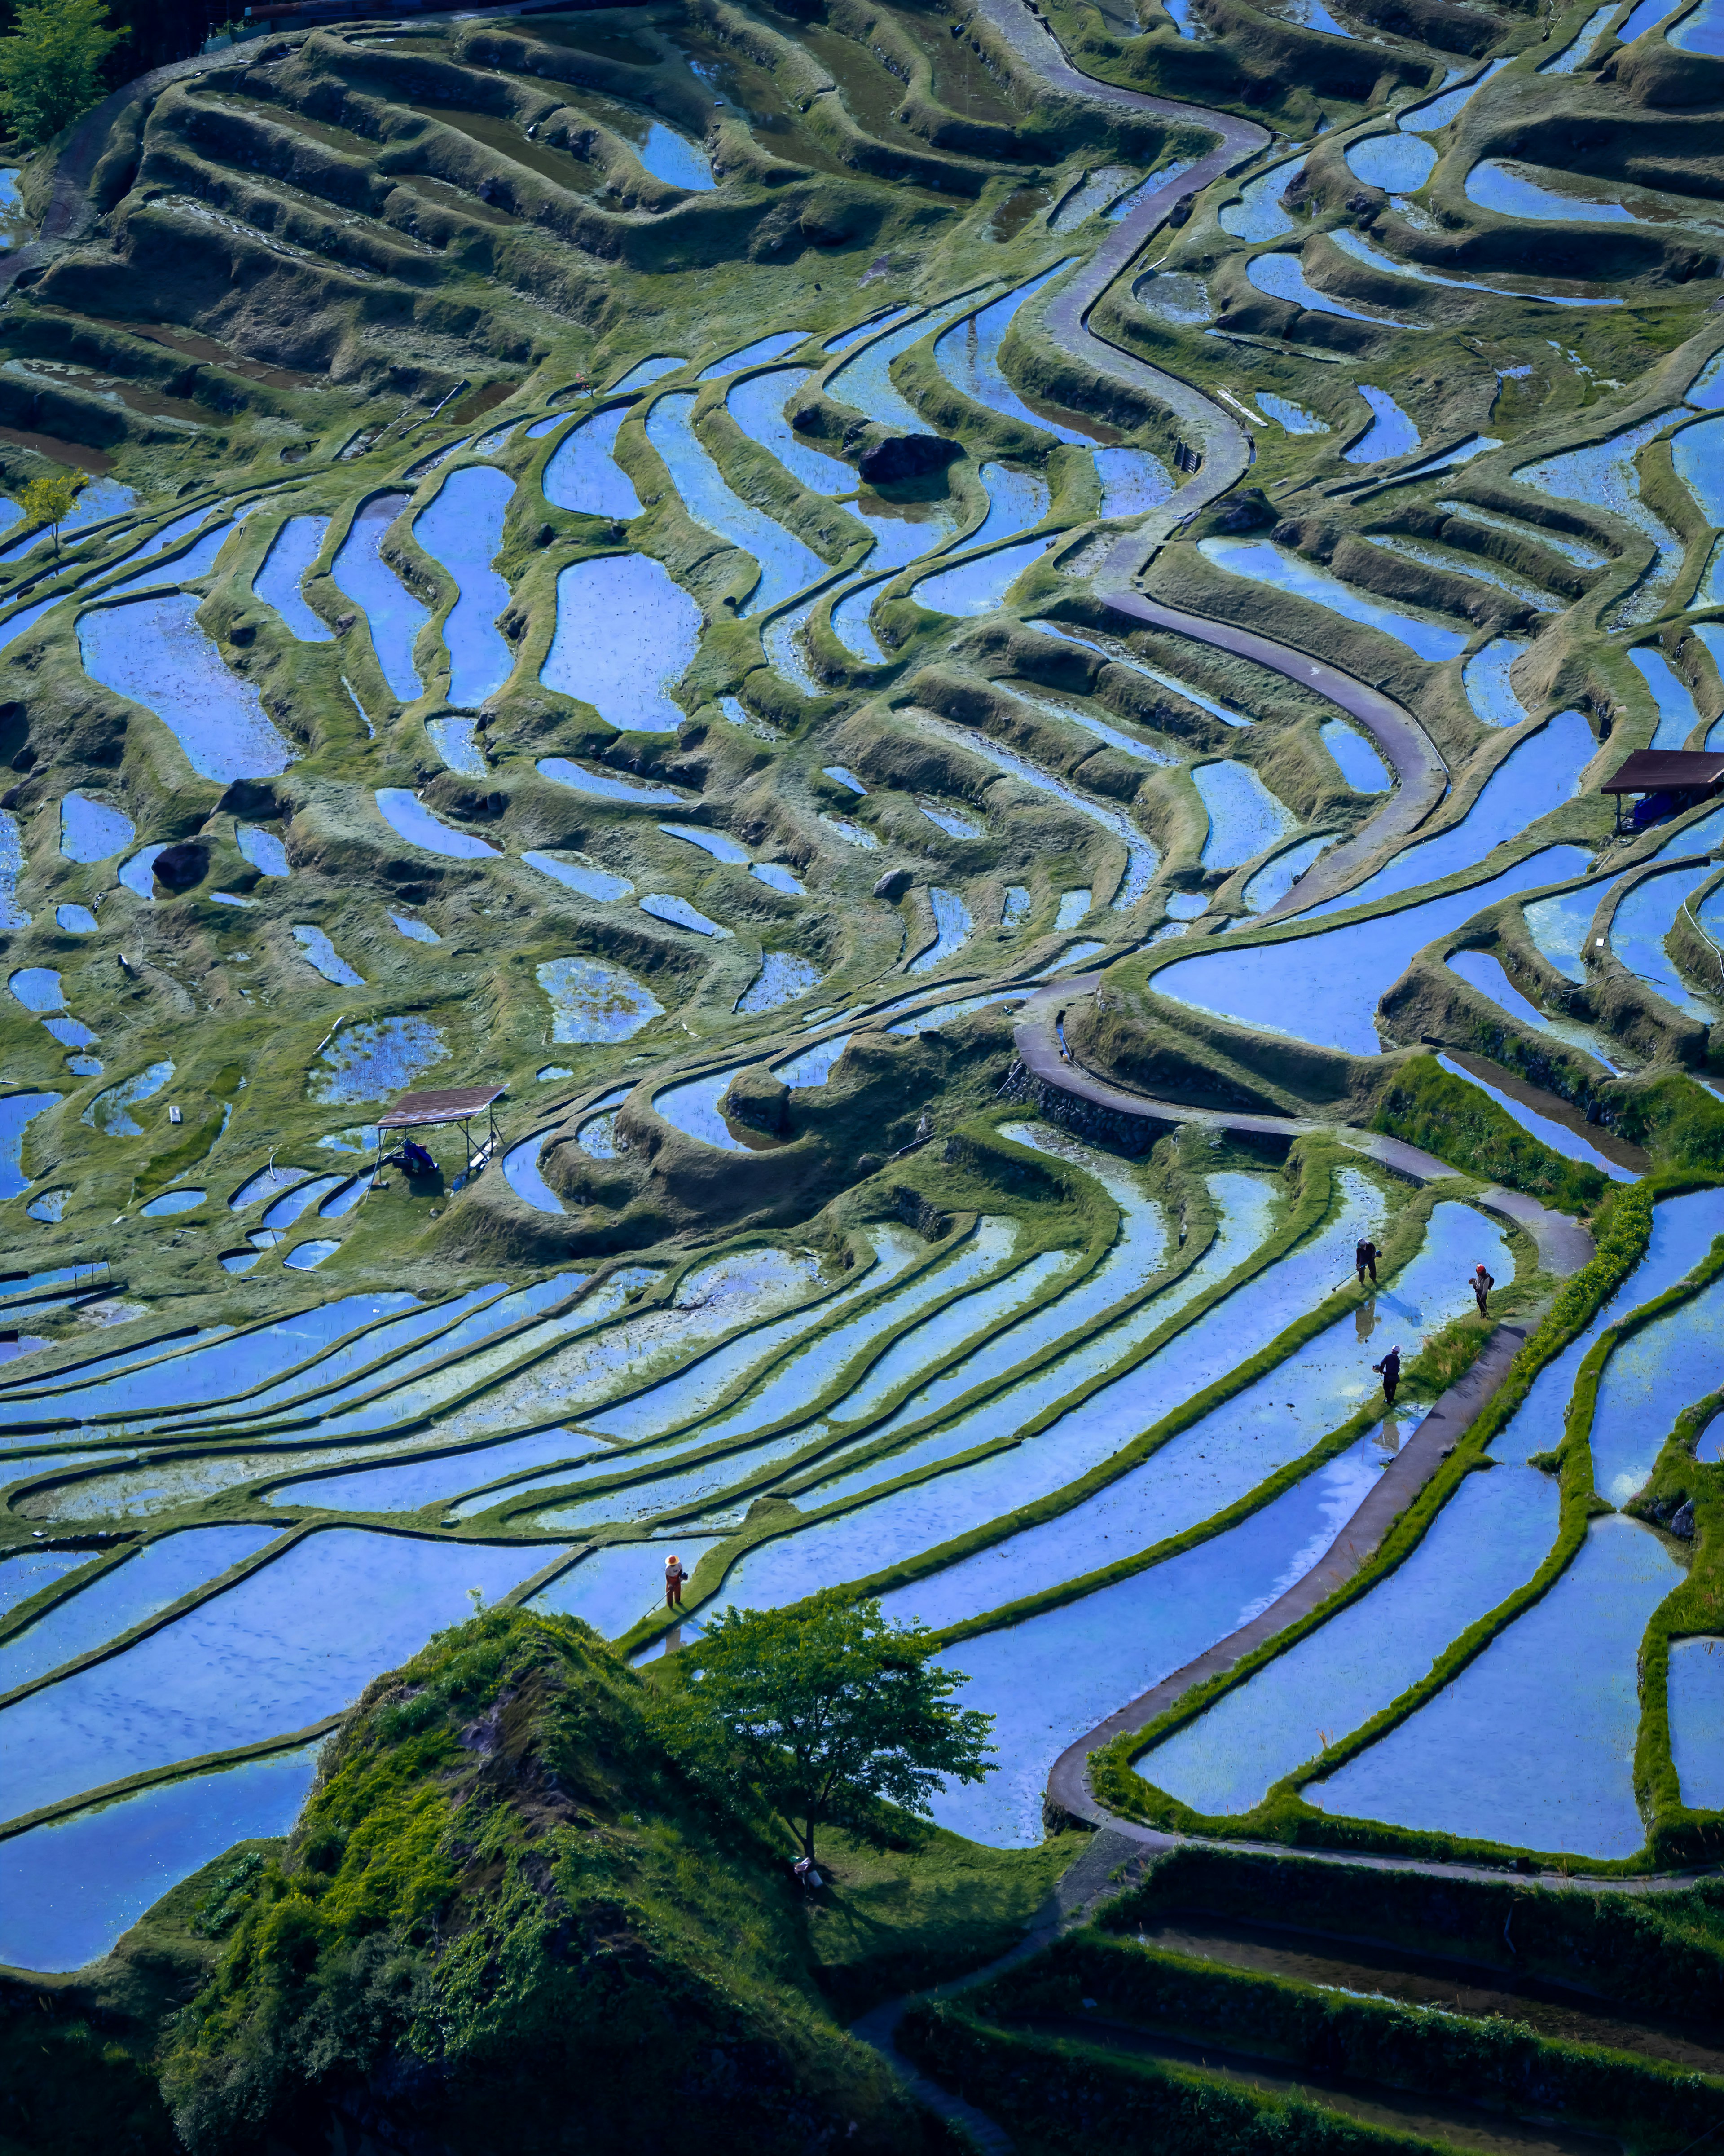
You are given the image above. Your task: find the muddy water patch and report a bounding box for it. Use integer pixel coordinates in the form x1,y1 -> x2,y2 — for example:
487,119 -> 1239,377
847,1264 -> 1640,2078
538,956 -> 663,1042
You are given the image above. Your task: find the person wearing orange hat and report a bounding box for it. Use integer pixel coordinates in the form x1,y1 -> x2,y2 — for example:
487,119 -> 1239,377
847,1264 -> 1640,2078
1472,1263 -> 1495,1317
664,1553 -> 687,1609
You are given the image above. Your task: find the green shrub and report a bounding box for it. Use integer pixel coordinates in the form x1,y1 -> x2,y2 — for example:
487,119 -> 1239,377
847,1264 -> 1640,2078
1371,1054 -> 1605,1212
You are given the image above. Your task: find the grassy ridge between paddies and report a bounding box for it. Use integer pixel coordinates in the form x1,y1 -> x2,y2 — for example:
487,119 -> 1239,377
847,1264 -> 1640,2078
1094,1173 -> 1724,1872
1370,1051 -> 1607,1213
616,1125 -> 1409,1657
899,1995 -> 1462,2156
957,1931 -> 1724,2151
1627,1379 -> 1724,1867
1106,1844 -> 1724,2021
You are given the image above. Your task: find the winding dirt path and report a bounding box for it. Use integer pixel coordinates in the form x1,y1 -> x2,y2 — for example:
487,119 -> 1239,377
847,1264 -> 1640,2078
972,0 -> 1452,917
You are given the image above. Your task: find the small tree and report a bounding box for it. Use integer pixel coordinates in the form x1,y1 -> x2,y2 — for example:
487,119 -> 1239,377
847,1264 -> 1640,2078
0,0 -> 126,150
659,1592 -> 995,1863
19,467 -> 82,555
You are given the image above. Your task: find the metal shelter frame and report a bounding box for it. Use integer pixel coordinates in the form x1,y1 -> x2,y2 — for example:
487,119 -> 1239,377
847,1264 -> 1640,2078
374,1085 -> 506,1184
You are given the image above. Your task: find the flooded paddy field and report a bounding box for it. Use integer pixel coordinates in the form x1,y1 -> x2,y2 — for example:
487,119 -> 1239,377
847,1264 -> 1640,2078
0,0 -> 1723,2142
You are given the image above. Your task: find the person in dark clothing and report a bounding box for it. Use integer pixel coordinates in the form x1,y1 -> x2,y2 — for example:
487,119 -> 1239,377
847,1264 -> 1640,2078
1372,1345 -> 1401,1408
1472,1263 -> 1495,1317
401,1139 -> 435,1176
1355,1239 -> 1380,1286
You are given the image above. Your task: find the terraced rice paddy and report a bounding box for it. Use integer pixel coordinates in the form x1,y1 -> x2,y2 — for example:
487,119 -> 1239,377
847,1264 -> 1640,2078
0,0 -> 1720,2070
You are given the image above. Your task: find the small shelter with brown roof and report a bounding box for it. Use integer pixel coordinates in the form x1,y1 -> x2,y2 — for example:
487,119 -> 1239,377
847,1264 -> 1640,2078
376,1084 -> 506,1186
1601,750 -> 1724,835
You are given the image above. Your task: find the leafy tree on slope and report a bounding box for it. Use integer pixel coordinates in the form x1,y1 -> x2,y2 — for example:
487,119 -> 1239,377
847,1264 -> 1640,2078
0,0 -> 124,148
659,1592 -> 995,1863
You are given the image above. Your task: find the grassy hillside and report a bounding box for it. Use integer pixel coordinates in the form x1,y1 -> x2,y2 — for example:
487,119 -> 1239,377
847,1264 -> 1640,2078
152,1607 -> 1047,2155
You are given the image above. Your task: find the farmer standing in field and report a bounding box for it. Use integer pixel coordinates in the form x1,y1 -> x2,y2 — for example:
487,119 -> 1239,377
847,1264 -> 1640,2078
1472,1263 -> 1495,1316
1372,1345 -> 1402,1409
1355,1237 -> 1380,1286
664,1553 -> 687,1609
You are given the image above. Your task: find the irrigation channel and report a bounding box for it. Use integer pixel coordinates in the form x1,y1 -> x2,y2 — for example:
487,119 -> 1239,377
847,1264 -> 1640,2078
0,0 -> 1722,2064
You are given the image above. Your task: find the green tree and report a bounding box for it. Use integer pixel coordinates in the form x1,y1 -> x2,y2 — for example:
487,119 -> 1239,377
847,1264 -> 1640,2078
0,0 -> 126,150
657,1592 -> 995,1862
19,466 -> 82,553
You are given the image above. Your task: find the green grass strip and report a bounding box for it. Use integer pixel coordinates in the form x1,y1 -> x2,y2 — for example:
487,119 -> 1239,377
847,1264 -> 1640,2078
1093,1176 -> 1724,1872
972,1933 -> 1724,2147
897,1997 -> 1451,2156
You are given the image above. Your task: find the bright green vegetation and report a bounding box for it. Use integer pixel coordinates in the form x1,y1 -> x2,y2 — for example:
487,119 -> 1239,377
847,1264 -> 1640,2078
1371,1053 -> 1607,1212
653,1592 -> 996,1861
155,1608 -> 999,2155
4,0 -> 1724,2142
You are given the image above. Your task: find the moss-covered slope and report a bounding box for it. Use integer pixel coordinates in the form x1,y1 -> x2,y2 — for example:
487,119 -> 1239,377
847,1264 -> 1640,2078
159,1607 -> 954,2156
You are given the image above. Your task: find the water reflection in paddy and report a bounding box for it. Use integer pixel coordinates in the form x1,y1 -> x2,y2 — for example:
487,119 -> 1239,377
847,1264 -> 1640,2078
542,406 -> 642,517
912,537 -> 1047,617
1194,761 -> 1296,868
330,494 -> 428,702
1142,1460 -> 1560,1821
646,392 -> 827,613
78,599 -> 299,781
1437,1053 -> 1633,1182
1669,1637 -> 1724,1809
826,293 -> 983,431
1305,711 -> 1594,919
0,1746 -> 319,1973
880,1197 -> 1496,1638
929,1438 -> 1390,1846
934,267 -> 1091,444
1592,1268 -> 1724,1503
59,791 -> 132,863
1610,866 -> 1715,1021
1311,1516 -> 1683,1856
1199,537 -> 1467,662
540,555 -> 701,729
0,1530 -> 566,1824
414,465 -> 515,708
726,368 -> 852,492
374,788 -> 500,860
711,1174 -> 1377,1620
1,1526 -> 281,1689
1156,846 -> 1592,1054
1446,948 -> 1621,1071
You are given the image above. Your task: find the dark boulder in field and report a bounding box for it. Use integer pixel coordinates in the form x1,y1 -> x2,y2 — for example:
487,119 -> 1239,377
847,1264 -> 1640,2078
858,433 -> 963,485
151,841 -> 207,891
